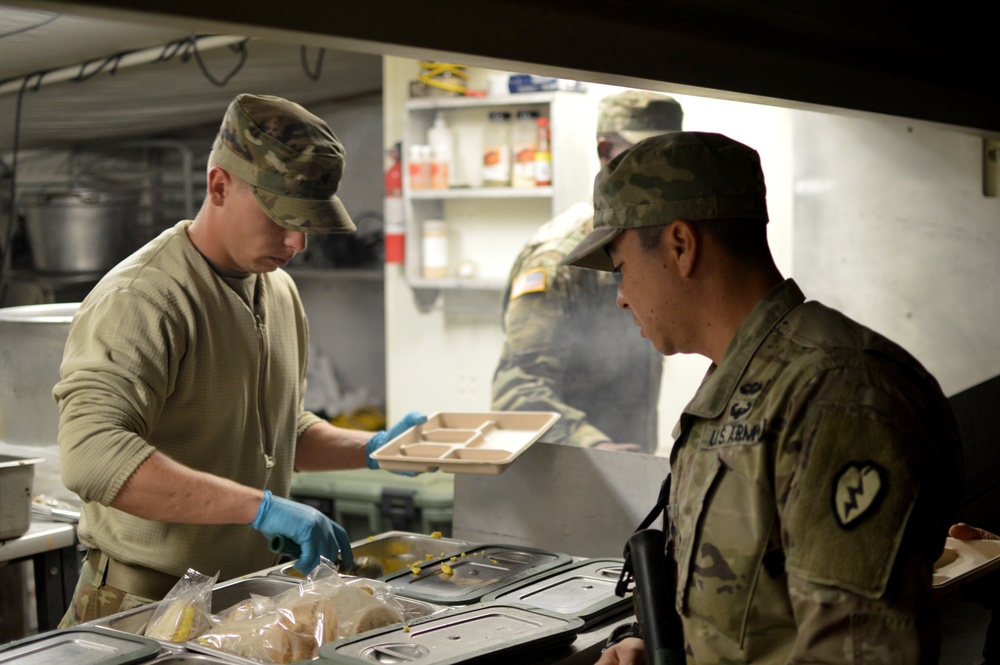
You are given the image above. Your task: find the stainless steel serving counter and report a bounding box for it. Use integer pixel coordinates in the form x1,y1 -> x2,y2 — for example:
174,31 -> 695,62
0,519 -> 79,634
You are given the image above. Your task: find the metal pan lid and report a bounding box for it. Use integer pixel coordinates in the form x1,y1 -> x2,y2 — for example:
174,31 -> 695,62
316,601 -> 584,664
381,544 -> 573,605
0,626 -> 160,665
480,558 -> 632,629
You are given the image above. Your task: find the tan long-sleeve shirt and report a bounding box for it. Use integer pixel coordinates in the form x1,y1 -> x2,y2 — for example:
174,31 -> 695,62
54,220 -> 322,580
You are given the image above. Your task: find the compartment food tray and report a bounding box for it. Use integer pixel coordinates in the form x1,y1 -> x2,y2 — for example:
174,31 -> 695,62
932,536 -> 1000,597
369,412 -> 559,475
480,558 -> 631,629
315,602 -> 584,665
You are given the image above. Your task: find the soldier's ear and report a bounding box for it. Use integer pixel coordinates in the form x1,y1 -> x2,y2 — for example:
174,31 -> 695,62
665,220 -> 697,278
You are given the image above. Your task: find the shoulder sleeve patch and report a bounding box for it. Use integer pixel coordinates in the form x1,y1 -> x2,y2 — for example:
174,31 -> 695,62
832,461 -> 887,529
509,268 -> 547,301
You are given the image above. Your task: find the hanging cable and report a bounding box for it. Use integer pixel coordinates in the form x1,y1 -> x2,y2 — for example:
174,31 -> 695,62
300,46 -> 325,81
190,34 -> 249,87
72,52 -> 125,83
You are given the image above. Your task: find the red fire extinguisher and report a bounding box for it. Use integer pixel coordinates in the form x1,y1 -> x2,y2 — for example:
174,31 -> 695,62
383,142 -> 404,265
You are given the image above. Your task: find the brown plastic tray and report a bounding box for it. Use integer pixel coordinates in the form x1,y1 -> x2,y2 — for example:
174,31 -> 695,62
370,412 -> 559,475
932,536 -> 1000,597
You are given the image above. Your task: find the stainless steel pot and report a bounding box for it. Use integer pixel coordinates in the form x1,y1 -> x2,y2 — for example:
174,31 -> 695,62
21,188 -> 139,273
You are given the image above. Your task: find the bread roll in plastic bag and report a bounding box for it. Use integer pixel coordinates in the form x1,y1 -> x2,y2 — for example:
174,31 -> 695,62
145,568 -> 218,642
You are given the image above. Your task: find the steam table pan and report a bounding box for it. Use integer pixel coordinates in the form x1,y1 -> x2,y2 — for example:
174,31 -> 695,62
314,602 -> 584,665
369,412 -> 560,475
269,530 -> 476,581
480,558 -> 632,629
382,544 -> 572,606
0,626 -> 161,665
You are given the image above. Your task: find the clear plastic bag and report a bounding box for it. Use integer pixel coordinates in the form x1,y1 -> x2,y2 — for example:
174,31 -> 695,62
196,558 -> 404,663
144,568 -> 218,642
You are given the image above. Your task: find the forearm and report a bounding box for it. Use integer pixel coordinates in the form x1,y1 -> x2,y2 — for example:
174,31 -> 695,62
294,420 -> 370,471
110,451 -> 264,524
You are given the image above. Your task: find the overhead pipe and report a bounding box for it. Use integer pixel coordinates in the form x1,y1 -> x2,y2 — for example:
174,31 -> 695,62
0,34 -> 247,98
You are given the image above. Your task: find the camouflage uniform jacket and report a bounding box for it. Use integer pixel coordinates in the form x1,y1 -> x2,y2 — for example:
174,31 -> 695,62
492,202 -> 662,451
667,279 -> 963,664
55,220 -> 323,581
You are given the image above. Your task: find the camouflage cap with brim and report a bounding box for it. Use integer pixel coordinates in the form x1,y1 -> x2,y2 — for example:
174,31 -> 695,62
562,131 -> 769,271
213,93 -> 355,234
597,90 -> 684,145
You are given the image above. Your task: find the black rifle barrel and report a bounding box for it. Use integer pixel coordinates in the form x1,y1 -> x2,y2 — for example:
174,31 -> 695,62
627,528 -> 686,665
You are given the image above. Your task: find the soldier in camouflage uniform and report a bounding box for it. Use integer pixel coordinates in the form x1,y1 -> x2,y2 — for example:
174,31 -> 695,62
55,94 -> 424,626
492,91 -> 683,452
563,132 -> 964,664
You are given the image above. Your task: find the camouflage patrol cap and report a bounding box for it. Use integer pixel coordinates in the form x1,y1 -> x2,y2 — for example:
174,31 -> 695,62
562,132 -> 769,271
212,93 -> 355,234
597,90 -> 684,144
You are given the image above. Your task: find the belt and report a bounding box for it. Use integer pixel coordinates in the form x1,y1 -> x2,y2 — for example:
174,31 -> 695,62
86,548 -> 180,601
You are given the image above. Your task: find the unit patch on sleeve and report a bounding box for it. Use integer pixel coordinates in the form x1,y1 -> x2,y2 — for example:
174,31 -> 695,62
831,461 -> 887,529
509,268 -> 547,300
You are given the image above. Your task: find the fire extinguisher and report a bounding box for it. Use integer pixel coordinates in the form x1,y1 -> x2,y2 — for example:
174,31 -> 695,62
383,141 -> 404,265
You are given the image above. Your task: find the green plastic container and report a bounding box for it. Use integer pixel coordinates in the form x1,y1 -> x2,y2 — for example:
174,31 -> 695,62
291,469 -> 455,539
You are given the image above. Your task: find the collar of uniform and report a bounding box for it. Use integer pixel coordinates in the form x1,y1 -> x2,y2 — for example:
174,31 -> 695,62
680,279 -> 806,421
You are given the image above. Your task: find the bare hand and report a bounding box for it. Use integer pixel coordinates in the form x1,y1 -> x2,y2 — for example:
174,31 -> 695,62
595,637 -> 645,665
949,523 -> 1000,541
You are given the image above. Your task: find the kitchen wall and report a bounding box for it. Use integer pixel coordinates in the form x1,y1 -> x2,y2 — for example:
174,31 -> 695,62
793,112 -> 1000,397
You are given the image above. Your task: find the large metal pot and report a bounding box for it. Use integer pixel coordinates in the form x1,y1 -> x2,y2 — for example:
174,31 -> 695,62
21,188 -> 138,273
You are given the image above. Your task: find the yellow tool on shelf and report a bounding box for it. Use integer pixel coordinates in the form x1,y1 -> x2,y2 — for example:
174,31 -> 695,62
418,61 -> 468,94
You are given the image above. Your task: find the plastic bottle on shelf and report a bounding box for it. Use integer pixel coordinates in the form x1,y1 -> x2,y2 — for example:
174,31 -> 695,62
383,142 -> 405,264
511,110 -> 539,188
427,112 -> 454,190
408,143 -> 428,190
534,117 -> 552,187
482,111 -> 512,187
421,219 -> 449,278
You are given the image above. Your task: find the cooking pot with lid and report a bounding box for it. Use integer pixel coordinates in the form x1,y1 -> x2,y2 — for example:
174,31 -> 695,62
21,188 -> 139,273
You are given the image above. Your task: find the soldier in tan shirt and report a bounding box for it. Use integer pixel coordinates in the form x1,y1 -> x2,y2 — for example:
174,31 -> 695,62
55,94 -> 424,626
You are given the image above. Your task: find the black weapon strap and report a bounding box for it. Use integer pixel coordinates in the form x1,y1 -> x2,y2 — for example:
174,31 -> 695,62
615,473 -> 671,597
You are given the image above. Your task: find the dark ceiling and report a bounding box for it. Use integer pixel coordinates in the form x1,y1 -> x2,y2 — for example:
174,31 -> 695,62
6,0 -> 999,134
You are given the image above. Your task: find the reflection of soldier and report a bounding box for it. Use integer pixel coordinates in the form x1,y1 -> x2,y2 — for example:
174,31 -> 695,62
565,132 -> 965,664
491,91 -> 683,453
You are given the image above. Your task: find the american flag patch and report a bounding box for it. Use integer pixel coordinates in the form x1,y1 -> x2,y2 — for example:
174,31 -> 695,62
510,268 -> 547,300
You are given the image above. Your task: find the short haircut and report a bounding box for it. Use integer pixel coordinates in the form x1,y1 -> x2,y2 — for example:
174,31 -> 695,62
635,218 -> 771,266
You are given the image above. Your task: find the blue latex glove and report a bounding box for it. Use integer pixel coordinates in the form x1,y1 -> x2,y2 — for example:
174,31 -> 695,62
251,490 -> 354,574
365,411 -> 428,475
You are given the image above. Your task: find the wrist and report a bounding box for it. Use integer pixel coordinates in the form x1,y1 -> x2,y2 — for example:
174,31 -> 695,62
603,622 -> 642,652
250,490 -> 272,529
